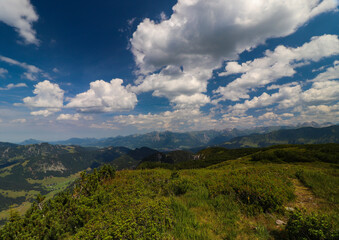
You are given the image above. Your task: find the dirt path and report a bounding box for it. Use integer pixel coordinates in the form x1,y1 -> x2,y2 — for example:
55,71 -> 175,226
288,178 -> 319,211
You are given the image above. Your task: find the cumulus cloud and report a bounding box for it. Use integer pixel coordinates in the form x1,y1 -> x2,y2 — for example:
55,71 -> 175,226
215,34 -> 339,101
66,79 -> 137,113
57,113 -> 93,121
22,80 -> 64,108
221,114 -> 257,128
172,93 -> 210,109
303,81 -> 339,103
228,85 -> 302,115
224,60 -> 339,126
295,103 -> 339,124
92,109 -> 218,131
130,0 -> 338,108
302,61 -> 339,104
0,83 -> 27,90
0,55 -> 42,81
258,112 -> 280,120
309,60 -> 339,82
30,109 -> 60,117
0,0 -> 39,45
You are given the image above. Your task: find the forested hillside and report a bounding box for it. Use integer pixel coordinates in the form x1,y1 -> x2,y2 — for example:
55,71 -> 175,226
0,143 -> 157,221
223,125 -> 339,148
1,144 -> 338,239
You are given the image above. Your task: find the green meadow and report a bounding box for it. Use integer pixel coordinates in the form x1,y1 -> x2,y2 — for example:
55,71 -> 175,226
0,144 -> 338,239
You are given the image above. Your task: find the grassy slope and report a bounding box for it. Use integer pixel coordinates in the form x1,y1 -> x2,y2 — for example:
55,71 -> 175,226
0,145 -> 338,239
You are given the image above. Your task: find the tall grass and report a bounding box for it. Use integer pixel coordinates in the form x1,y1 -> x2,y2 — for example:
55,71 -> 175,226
296,169 -> 339,203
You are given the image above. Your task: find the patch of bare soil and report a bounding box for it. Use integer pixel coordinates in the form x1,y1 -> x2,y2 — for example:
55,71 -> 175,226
289,178 -> 319,211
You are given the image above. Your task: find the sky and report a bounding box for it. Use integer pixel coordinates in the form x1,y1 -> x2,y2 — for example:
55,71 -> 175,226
0,0 -> 338,142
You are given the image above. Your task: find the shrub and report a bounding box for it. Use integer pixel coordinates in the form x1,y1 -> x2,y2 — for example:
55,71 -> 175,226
204,168 -> 295,214
286,209 -> 339,240
167,178 -> 191,196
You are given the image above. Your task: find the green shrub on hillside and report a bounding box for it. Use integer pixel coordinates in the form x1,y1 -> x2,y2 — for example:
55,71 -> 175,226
204,168 -> 295,214
251,144 -> 339,164
286,209 -> 338,240
296,169 -> 339,203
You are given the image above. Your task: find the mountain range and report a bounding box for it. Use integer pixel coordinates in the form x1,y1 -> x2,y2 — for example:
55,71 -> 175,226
222,125 -> 339,148
18,122 -> 333,150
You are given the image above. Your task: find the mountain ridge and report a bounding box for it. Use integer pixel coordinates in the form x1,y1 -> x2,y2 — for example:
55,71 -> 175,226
17,123 -> 337,150
222,125 -> 339,148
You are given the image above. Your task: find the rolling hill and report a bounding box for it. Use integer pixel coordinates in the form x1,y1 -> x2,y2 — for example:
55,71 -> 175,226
222,125 -> 339,148
0,143 -> 157,219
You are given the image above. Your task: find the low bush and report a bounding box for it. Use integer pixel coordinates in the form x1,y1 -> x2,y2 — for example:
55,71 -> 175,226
296,169 -> 338,203
286,209 -> 338,240
204,168 -> 295,214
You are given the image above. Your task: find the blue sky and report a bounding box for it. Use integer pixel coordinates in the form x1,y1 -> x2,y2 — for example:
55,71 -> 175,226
0,0 -> 338,142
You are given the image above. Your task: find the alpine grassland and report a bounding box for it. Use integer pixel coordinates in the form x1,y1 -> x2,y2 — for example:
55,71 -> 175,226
0,144 -> 338,239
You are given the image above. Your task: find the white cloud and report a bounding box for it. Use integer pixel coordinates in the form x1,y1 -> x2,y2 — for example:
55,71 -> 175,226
67,79 -> 138,113
0,55 -> 42,81
267,82 -> 299,90
281,113 -> 294,118
22,72 -> 37,81
229,85 -> 302,115
57,113 -> 81,121
92,109 -> 218,131
0,55 -> 40,73
0,0 -> 39,45
0,68 -> 8,78
295,103 -> 339,124
22,80 -> 64,108
221,114 -> 257,128
258,112 -> 279,120
215,34 -> 339,101
172,93 -> 210,109
130,0 -> 338,108
223,60 -> 339,126
303,80 -> 339,103
0,83 -> 27,90
309,60 -> 339,82
302,61 -> 339,103
57,113 -> 93,121
30,109 -> 60,117
11,118 -> 26,123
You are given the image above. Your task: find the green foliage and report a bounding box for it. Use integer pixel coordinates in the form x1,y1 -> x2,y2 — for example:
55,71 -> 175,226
138,147 -> 262,170
205,167 -> 295,214
251,144 -> 339,164
0,165 -> 117,239
296,169 -> 339,203
170,199 -> 209,240
167,178 -> 191,196
286,209 -> 338,240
